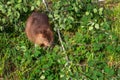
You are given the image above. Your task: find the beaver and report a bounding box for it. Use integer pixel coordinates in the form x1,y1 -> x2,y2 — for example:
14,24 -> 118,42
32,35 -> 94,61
25,12 -> 54,47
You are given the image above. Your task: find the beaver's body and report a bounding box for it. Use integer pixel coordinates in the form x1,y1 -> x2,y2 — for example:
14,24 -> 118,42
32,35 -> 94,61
25,12 -> 53,47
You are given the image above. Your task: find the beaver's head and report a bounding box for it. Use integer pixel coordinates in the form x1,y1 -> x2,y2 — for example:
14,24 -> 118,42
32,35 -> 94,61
35,28 -> 53,47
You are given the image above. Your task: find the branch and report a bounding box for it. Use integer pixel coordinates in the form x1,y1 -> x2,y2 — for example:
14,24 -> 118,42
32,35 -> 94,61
42,0 -> 69,65
42,0 -> 66,52
42,0 -> 49,11
57,29 -> 65,51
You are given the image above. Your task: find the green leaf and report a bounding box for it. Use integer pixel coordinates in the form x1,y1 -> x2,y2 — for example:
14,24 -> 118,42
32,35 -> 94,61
104,66 -> 114,77
95,24 -> 99,29
37,0 -> 41,6
18,0 -> 22,3
23,7 -> 28,12
99,8 -> 103,15
85,11 -> 89,16
89,26 -> 93,30
93,8 -> 97,13
31,6 -> 34,11
15,4 -> 21,10
40,75 -> 45,79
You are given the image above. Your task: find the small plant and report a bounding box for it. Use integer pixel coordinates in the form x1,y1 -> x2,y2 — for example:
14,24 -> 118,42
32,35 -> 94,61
0,0 -> 120,79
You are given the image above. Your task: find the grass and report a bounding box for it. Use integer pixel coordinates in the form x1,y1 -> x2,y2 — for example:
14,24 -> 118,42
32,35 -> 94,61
0,0 -> 120,79
111,3 -> 120,38
105,0 -> 120,38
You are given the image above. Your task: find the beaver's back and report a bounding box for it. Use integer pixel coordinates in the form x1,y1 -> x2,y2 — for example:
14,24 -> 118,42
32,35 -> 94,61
25,12 -> 53,47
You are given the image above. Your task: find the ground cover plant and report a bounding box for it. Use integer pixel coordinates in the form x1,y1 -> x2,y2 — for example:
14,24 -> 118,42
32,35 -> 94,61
0,0 -> 120,79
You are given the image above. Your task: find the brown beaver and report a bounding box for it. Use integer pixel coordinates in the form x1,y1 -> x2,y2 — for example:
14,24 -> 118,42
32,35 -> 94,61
25,12 -> 54,47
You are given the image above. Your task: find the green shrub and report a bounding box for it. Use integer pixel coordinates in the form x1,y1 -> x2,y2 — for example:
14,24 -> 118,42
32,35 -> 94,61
0,0 -> 44,32
0,0 -> 120,79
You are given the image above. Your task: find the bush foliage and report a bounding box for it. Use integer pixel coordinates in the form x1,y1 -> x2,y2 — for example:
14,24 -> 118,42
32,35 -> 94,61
0,0 -> 120,79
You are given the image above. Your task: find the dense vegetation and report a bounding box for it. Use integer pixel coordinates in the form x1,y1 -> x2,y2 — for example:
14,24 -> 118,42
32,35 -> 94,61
0,0 -> 120,79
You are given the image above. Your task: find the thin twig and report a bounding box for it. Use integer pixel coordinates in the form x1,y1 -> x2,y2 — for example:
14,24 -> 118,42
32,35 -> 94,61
42,0 -> 49,11
57,29 -> 65,51
57,29 -> 70,66
42,0 -> 66,52
42,0 -> 69,65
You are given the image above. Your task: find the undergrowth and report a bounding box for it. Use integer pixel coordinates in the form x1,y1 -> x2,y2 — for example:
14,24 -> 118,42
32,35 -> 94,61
0,0 -> 120,79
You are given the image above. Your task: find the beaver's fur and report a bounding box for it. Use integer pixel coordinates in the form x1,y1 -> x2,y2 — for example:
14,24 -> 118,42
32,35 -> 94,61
25,12 -> 53,47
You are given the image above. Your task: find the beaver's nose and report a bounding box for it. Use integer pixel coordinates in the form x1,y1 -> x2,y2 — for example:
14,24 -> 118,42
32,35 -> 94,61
40,44 -> 45,47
